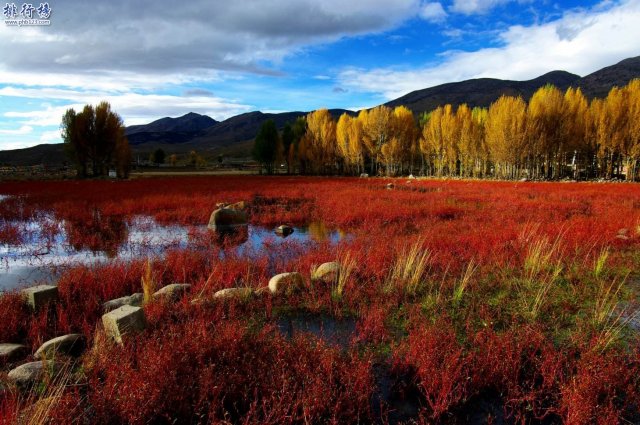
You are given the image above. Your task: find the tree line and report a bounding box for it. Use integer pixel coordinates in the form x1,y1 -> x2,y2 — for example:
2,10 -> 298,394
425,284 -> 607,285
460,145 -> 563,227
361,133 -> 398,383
253,79 -> 640,180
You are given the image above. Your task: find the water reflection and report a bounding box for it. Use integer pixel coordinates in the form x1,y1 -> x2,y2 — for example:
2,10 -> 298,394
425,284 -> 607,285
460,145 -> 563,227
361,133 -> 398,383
64,210 -> 128,258
276,312 -> 357,348
0,216 -> 349,291
210,225 -> 249,247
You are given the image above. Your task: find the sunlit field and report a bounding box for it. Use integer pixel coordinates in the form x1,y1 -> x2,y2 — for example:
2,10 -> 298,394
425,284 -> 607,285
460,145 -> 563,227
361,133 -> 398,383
1,176 -> 640,424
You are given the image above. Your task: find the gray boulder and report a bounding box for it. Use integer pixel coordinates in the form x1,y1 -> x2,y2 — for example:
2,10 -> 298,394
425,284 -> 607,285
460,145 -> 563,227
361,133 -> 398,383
312,262 -> 341,283
22,285 -> 58,310
103,293 -> 143,312
213,287 -> 254,300
0,343 -> 27,363
153,283 -> 191,301
268,272 -> 304,295
8,361 -> 62,389
208,207 -> 248,230
275,225 -> 294,237
34,334 -> 86,359
102,305 -> 147,345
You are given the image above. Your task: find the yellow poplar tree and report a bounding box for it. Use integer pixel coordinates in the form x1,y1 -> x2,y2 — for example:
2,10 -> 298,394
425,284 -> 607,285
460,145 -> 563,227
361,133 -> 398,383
305,109 -> 337,174
485,95 -> 527,179
360,105 -> 392,175
336,113 -> 364,174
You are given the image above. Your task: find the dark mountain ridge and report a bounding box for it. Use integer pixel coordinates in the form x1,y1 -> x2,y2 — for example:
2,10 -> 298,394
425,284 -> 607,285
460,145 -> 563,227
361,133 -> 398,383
385,70 -> 581,112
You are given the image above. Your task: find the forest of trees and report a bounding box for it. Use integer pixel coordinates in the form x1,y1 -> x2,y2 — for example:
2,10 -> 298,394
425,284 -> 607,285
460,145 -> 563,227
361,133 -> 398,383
61,102 -> 131,178
253,80 -> 640,180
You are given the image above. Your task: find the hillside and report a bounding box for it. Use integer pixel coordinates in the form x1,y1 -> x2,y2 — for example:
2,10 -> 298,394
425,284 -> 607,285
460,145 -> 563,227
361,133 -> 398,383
185,109 -> 354,153
577,56 -> 640,98
125,112 -> 218,146
385,70 -> 580,113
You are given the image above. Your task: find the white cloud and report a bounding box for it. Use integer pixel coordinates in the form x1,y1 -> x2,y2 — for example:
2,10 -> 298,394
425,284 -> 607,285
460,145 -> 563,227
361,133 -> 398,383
1,88 -> 252,125
339,0 -> 640,99
0,0 -> 422,91
0,125 -> 33,135
420,2 -> 447,22
451,0 -> 513,14
40,130 -> 62,143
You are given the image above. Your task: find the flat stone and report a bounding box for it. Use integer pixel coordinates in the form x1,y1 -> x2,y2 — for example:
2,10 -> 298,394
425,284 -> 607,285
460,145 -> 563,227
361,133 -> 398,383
34,334 -> 86,360
213,287 -> 254,300
0,343 -> 27,363
8,361 -> 62,389
152,283 -> 191,301
102,305 -> 147,345
268,272 -> 304,295
103,293 -> 143,312
22,285 -> 58,310
312,262 -> 341,283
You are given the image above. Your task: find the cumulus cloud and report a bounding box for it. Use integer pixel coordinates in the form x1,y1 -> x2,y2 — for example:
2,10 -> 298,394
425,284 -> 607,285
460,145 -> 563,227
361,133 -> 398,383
0,0 -> 422,89
420,2 -> 447,22
339,0 -> 640,99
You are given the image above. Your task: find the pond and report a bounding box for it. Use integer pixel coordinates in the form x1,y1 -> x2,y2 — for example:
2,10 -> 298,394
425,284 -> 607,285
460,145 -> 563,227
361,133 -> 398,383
0,214 -> 347,291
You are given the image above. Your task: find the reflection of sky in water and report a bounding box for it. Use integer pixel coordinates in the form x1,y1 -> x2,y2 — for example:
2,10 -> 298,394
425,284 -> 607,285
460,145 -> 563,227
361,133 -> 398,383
0,215 -> 346,291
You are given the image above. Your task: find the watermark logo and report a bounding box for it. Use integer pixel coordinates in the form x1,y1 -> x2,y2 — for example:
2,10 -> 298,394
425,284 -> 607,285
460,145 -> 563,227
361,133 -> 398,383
3,2 -> 51,26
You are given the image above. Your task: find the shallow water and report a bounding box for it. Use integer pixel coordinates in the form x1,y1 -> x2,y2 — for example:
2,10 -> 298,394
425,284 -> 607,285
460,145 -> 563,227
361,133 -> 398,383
276,313 -> 357,348
0,214 -> 346,291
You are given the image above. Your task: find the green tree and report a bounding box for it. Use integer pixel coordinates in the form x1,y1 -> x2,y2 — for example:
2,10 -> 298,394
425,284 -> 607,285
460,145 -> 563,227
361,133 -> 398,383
61,101 -> 130,178
281,122 -> 295,174
150,148 -> 166,165
252,120 -> 280,174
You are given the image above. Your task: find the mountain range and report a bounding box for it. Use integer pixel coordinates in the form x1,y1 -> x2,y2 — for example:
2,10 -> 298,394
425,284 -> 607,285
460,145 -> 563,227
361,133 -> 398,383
1,56 -> 639,166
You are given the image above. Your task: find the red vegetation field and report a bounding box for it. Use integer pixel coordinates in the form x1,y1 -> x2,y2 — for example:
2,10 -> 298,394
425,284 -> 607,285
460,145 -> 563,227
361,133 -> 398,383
1,176 -> 640,424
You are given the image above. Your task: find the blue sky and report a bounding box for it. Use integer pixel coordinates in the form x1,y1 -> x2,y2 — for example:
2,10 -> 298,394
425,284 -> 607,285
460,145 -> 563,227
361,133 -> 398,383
0,0 -> 639,150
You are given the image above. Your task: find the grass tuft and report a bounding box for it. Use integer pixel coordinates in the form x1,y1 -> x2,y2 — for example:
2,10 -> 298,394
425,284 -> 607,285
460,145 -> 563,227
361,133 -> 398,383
385,239 -> 432,296
141,258 -> 156,305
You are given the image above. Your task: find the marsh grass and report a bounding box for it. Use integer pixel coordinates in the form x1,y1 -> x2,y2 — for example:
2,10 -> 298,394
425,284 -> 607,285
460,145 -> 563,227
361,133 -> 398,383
593,247 -> 610,279
14,361 -> 81,425
517,233 -> 565,320
523,234 -> 563,280
384,239 -> 432,296
452,260 -> 476,306
331,253 -> 357,301
141,258 -> 156,305
588,273 -> 639,353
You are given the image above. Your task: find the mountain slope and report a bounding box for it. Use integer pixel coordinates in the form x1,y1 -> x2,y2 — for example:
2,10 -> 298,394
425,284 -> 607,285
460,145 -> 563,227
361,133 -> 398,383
577,56 -> 640,98
126,112 -> 217,135
384,71 -> 581,113
187,109 -> 354,151
125,112 -> 218,146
